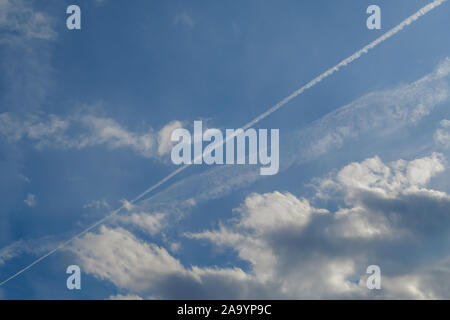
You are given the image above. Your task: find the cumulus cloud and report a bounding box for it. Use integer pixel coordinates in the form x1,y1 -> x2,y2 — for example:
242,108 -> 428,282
71,226 -> 252,297
185,153 -> 450,298
68,152 -> 450,299
380,258 -> 450,299
318,152 -> 446,199
72,226 -> 185,291
236,192 -> 327,234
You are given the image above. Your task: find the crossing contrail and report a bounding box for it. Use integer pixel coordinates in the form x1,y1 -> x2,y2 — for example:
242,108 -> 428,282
0,0 -> 447,287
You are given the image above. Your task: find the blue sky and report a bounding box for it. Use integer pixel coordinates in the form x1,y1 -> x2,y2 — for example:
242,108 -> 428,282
1,0 -> 450,299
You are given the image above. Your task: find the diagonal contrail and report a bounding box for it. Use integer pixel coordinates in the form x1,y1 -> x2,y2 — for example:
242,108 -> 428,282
0,0 -> 447,287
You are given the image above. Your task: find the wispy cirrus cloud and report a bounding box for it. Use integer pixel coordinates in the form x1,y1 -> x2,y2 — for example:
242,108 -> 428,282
292,57 -> 450,164
435,119 -> 450,148
0,236 -> 58,266
0,111 -> 184,159
0,0 -> 57,114
83,199 -> 110,210
0,0 -> 56,43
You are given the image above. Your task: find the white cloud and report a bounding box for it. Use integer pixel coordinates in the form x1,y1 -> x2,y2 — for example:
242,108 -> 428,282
0,111 -> 184,160
157,120 -> 183,156
0,241 -> 27,266
328,153 -> 446,199
0,0 -> 56,42
80,115 -> 154,156
120,199 -> 135,211
298,58 -> 450,162
71,226 -> 250,295
24,193 -> 36,207
83,199 -> 110,210
380,258 -> 450,299
72,226 -> 186,291
185,153 -> 450,298
236,192 -> 327,234
68,152 -> 450,299
435,119 -> 450,148
169,242 -> 181,253
0,113 -> 69,144
0,237 -> 58,266
113,212 -> 166,236
18,174 -> 30,183
0,0 -> 56,114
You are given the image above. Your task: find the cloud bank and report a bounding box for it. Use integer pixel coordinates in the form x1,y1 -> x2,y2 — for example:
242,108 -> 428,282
70,152 -> 450,299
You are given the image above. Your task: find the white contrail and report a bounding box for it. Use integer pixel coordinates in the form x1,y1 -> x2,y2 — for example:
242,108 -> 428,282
133,0 -> 447,204
0,0 -> 446,287
242,0 -> 448,130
